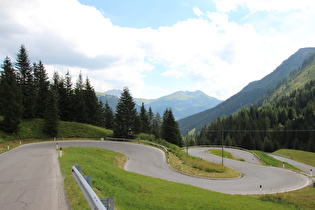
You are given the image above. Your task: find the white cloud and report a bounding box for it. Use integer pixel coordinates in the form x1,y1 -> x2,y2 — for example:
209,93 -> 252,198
193,6 -> 204,17
0,0 -> 315,100
162,69 -> 184,79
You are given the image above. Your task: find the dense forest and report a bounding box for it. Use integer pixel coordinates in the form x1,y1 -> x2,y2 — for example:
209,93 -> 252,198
0,45 -> 182,146
195,80 -> 315,152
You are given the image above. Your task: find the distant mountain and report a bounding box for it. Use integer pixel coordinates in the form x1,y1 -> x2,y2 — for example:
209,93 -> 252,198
135,90 -> 222,120
97,93 -> 120,110
97,90 -> 222,120
104,89 -> 122,97
178,47 -> 315,134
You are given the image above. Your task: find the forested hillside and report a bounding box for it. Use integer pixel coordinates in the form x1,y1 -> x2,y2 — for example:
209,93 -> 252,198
195,54 -> 315,152
179,48 -> 315,134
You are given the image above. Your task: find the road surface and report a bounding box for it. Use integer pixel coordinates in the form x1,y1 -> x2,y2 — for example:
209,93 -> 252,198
0,140 -> 312,210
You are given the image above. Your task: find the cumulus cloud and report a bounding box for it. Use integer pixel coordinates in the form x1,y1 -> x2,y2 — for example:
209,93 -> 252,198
193,6 -> 204,17
0,0 -> 315,99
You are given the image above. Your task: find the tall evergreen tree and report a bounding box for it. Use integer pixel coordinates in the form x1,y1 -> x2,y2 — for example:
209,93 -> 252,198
114,87 -> 138,138
0,57 -> 22,133
15,45 -> 35,119
139,103 -> 150,133
33,60 -> 49,118
84,77 -> 100,125
161,108 -> 182,147
104,100 -> 114,129
152,112 -> 162,139
148,107 -> 154,134
74,72 -> 87,123
63,70 -> 75,121
43,88 -> 59,137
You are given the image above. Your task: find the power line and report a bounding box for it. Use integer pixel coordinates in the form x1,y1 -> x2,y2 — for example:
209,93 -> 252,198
205,129 -> 315,133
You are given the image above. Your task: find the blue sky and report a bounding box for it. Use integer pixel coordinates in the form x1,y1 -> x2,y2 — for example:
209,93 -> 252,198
78,0 -> 216,28
1,0 -> 315,100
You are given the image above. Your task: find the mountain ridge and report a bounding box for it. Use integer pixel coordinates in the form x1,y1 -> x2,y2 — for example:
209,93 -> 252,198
178,47 -> 315,134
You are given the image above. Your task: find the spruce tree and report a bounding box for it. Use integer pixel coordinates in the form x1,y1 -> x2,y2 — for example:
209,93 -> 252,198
152,112 -> 162,139
84,77 -> 99,125
43,88 -> 59,137
114,87 -> 137,138
33,60 -> 49,118
148,107 -> 154,134
139,103 -> 150,133
15,45 -> 35,119
0,57 -> 22,133
74,72 -> 87,123
104,100 -> 114,129
161,108 -> 182,147
63,70 -> 75,121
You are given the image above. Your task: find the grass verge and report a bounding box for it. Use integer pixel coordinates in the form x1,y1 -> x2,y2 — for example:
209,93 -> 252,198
168,152 -> 240,178
252,150 -> 300,171
274,149 -> 315,167
59,147 -> 296,210
208,149 -> 236,159
250,185 -> 315,209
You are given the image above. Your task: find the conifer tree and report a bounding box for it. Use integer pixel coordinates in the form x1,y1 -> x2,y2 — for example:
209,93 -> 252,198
43,88 -> 59,137
161,108 -> 182,147
104,100 -> 114,129
148,107 -> 154,134
63,70 -> 75,121
33,60 -> 49,118
0,57 -> 22,133
84,77 -> 100,125
74,72 -> 87,123
114,87 -> 137,138
139,103 -> 150,133
152,112 -> 162,139
15,45 -> 35,119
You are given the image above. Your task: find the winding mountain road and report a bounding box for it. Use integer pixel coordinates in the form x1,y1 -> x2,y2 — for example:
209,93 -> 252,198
0,140 -> 312,210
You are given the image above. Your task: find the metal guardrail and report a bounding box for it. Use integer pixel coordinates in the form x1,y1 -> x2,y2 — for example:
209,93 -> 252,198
105,137 -> 169,154
71,165 -> 107,210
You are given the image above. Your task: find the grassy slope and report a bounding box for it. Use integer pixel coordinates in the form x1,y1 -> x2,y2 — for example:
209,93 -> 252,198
251,150 -> 300,171
209,149 -> 236,160
0,119 -> 113,152
0,119 -> 113,141
59,147 -> 295,210
267,53 -> 315,102
274,149 -> 315,167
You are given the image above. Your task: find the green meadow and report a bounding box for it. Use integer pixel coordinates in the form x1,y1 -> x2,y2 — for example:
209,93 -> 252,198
59,147 -> 315,210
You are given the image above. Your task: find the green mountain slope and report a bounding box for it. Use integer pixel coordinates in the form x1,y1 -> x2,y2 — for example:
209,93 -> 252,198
261,52 -> 315,104
178,48 -> 315,134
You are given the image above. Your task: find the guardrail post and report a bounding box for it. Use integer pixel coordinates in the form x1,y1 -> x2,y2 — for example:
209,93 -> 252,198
74,164 -> 82,173
100,197 -> 114,210
84,176 -> 92,187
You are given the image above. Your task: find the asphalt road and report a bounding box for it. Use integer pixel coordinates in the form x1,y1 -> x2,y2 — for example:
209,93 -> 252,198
203,147 -> 262,164
0,142 -> 69,210
0,141 -> 312,210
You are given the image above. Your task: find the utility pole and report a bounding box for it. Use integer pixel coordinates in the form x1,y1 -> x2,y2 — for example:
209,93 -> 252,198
221,123 -> 224,166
